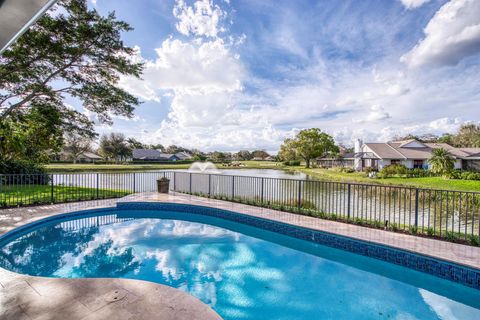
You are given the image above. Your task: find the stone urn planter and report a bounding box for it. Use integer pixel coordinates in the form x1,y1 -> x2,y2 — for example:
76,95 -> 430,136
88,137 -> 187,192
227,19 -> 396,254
157,177 -> 170,193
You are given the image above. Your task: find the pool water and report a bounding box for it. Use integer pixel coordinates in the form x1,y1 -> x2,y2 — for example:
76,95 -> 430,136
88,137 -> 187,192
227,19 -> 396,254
0,209 -> 479,320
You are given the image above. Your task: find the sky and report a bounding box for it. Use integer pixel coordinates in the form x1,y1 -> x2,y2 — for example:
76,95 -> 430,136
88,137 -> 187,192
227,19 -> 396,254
76,0 -> 480,152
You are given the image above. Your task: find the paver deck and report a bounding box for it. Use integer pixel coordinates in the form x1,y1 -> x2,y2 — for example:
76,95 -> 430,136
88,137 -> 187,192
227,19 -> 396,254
1,192 -> 479,319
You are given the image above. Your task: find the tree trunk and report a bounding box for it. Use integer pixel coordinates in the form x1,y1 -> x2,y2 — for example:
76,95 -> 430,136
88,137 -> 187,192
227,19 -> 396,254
305,159 -> 310,168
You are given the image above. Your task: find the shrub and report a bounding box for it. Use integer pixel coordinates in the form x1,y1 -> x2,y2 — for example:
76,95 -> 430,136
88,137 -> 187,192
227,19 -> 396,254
331,166 -> 354,173
408,226 -> 418,234
364,167 -> 378,174
373,220 -> 383,228
445,231 -> 458,242
448,170 -> 480,181
379,164 -> 408,178
0,160 -> 50,184
0,159 -> 47,174
283,160 -> 301,166
426,227 -> 435,237
406,168 -> 434,178
468,235 -> 480,246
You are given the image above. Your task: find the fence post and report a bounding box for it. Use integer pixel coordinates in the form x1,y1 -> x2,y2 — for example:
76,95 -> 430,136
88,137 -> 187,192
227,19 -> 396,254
208,174 -> 211,196
347,184 -> 351,219
50,174 -> 54,204
260,177 -> 264,204
414,188 -> 419,228
297,180 -> 302,209
132,172 -> 136,193
96,173 -> 99,199
173,171 -> 176,192
232,176 -> 235,199
189,173 -> 192,193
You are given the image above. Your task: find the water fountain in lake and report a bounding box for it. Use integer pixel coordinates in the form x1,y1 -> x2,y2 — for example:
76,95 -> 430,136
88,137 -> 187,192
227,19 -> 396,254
188,161 -> 221,174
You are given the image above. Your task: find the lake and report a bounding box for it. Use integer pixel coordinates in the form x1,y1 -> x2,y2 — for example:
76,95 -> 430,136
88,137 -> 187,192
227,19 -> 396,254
47,168 -> 479,238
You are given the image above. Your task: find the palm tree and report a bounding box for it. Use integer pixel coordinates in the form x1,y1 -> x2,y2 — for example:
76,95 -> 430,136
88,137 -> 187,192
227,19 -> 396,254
428,148 -> 455,176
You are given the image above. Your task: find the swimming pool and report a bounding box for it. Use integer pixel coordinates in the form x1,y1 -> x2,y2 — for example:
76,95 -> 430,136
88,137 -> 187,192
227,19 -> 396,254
0,204 -> 479,319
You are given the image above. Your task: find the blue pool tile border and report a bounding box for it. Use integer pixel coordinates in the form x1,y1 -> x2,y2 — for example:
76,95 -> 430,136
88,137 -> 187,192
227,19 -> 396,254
0,207 -> 118,245
116,201 -> 480,290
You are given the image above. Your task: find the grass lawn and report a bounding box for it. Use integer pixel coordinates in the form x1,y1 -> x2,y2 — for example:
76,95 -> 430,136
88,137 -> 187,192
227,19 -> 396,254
0,185 -> 131,207
293,167 -> 480,192
46,160 -> 281,172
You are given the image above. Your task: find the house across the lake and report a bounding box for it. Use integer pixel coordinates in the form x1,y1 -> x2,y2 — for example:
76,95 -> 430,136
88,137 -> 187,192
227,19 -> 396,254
317,146 -> 355,168
132,149 -> 193,162
353,139 -> 480,171
53,151 -> 102,163
317,139 -> 480,171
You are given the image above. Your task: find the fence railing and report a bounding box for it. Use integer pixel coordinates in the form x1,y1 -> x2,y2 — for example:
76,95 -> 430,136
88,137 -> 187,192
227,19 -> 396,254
0,172 -> 170,207
1,171 -> 479,244
161,171 -> 480,244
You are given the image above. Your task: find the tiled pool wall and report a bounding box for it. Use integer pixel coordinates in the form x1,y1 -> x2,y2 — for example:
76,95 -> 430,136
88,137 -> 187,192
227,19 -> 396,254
117,202 -> 480,290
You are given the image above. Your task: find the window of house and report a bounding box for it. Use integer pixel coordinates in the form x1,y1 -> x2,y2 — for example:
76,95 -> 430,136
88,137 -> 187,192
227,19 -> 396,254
413,160 -> 424,169
391,159 -> 400,165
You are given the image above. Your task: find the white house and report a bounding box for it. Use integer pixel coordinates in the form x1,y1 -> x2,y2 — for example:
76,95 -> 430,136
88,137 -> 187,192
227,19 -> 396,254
353,139 -> 480,171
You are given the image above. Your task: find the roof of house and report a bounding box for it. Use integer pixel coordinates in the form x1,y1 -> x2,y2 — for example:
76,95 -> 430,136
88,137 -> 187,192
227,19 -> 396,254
175,151 -> 192,160
133,149 -> 194,160
80,152 -> 102,159
132,149 -> 162,160
364,143 -> 405,159
363,140 -> 480,160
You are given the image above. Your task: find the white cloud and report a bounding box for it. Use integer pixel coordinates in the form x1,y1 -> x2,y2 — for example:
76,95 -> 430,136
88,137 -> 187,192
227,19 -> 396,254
400,0 -> 431,9
111,0 -> 480,151
354,105 -> 391,123
401,0 -> 480,67
173,0 -> 226,38
129,38 -> 243,95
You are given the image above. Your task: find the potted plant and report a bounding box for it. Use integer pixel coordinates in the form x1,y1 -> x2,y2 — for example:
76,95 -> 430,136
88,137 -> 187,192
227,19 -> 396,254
157,177 -> 170,193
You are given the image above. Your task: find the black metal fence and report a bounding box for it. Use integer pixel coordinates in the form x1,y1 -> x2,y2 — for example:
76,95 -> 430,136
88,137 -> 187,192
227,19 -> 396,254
0,172 -> 170,207
162,171 -> 480,244
1,171 -> 479,244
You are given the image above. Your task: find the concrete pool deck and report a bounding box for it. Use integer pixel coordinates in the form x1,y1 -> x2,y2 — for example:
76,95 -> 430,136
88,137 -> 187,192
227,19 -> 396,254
1,192 -> 479,319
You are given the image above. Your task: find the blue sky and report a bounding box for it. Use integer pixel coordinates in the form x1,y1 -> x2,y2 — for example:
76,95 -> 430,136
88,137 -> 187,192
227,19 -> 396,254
79,0 -> 480,152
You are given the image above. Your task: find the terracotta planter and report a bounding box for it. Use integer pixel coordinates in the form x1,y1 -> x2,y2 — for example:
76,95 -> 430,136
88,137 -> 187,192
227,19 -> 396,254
157,179 -> 170,193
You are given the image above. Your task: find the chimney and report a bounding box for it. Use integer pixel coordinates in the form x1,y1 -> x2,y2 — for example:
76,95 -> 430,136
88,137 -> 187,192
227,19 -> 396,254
354,139 -> 363,154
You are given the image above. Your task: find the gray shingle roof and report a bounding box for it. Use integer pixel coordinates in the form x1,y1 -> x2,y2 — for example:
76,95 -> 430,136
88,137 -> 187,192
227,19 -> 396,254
364,143 -> 405,159
364,140 -> 480,160
132,149 -> 162,160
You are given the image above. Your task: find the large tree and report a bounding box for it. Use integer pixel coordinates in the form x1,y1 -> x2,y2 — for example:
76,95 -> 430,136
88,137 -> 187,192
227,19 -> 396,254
0,0 -> 143,141
234,150 -> 252,161
63,134 -> 93,163
251,150 -> 270,159
453,123 -> 480,147
281,128 -> 338,168
0,105 -> 64,162
98,133 -> 131,162
278,138 -> 298,162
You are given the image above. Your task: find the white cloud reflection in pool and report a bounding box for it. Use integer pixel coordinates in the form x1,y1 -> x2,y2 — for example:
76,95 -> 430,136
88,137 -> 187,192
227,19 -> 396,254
0,211 -> 479,320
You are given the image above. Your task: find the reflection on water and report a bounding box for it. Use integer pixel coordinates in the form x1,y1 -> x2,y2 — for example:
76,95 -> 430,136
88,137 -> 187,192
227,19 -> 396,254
0,211 -> 479,320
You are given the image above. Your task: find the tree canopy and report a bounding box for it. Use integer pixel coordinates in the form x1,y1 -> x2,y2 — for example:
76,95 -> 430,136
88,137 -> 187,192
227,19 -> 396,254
454,124 -> 480,147
63,134 -> 93,163
0,0 -> 143,167
279,129 -> 338,168
98,133 -> 131,162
